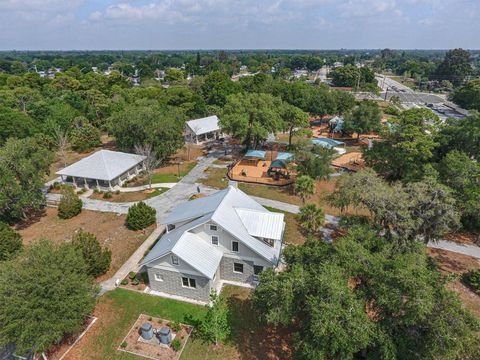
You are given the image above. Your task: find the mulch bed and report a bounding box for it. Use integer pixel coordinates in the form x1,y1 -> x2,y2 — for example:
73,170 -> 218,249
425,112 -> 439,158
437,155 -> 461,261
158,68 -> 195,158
119,314 -> 193,360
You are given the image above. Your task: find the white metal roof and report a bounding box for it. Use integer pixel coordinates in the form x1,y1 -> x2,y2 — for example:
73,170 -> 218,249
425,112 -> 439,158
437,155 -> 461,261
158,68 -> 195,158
235,208 -> 284,241
141,214 -> 221,279
160,186 -> 285,265
56,150 -> 145,181
186,115 -> 220,136
174,233 -> 223,279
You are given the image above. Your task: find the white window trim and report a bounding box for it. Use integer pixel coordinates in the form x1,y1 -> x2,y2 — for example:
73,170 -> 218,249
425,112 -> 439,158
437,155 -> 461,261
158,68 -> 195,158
209,224 -> 218,231
171,255 -> 179,266
211,235 -> 219,245
181,277 -> 197,289
154,273 -> 164,282
233,262 -> 244,274
232,241 -> 239,252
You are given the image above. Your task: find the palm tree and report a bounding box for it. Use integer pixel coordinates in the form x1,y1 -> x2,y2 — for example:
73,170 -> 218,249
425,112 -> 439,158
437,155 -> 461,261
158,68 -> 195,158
295,175 -> 315,204
298,204 -> 325,234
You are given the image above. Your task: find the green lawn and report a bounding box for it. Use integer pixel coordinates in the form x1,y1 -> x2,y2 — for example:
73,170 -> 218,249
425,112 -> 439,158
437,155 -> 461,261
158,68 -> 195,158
264,206 -> 306,245
148,162 -> 197,184
199,167 -> 229,189
69,287 -> 291,360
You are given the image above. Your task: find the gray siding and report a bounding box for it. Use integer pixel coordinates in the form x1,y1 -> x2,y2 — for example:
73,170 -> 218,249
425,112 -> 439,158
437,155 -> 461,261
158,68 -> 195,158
147,267 -> 212,302
220,256 -> 254,284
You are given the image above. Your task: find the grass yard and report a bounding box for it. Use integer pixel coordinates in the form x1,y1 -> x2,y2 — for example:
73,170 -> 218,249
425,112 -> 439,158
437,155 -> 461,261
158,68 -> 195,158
199,167 -> 229,189
64,287 -> 292,360
264,206 -> 306,245
16,208 -> 154,282
149,161 -> 197,184
90,188 -> 168,202
200,166 -> 365,217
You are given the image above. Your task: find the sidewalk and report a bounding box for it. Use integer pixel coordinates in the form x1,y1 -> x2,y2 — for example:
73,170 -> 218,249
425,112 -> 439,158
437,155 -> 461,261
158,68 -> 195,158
99,225 -> 165,295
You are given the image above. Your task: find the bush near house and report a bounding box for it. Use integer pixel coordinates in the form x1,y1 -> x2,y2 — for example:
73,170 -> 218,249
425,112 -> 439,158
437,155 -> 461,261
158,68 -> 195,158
126,202 -> 156,230
58,187 -> 83,219
72,230 -> 111,277
0,222 -> 22,261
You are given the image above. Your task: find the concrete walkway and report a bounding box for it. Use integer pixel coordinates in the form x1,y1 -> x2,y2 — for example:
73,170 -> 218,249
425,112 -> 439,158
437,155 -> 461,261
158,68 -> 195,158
99,225 -> 165,295
119,183 -> 176,192
428,239 -> 480,259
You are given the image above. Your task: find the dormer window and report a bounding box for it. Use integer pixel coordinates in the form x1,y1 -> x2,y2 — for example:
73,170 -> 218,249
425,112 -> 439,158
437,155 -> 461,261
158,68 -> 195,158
209,224 -> 218,231
167,224 -> 175,232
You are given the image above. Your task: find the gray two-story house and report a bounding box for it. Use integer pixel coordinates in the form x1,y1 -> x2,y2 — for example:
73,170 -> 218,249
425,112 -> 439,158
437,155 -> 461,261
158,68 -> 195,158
141,186 -> 285,302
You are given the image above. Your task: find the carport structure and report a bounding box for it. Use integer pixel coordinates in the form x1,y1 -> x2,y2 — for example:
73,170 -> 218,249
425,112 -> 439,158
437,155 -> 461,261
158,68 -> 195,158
56,150 -> 146,190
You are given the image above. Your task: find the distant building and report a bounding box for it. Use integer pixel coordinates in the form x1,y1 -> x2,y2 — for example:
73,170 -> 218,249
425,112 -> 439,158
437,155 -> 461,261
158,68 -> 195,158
184,115 -> 223,144
56,150 -> 145,190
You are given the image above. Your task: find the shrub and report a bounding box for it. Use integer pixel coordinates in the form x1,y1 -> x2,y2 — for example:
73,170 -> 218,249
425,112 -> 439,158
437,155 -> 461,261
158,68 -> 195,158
129,271 -> 137,280
120,341 -> 128,348
170,321 -> 182,332
115,190 -> 120,195
72,230 -> 111,277
0,222 -> 23,261
171,338 -> 181,352
131,278 -> 139,285
103,191 -> 113,199
138,272 -> 149,284
126,202 -> 156,230
462,269 -> 480,294
120,278 -> 128,285
58,187 -> 82,219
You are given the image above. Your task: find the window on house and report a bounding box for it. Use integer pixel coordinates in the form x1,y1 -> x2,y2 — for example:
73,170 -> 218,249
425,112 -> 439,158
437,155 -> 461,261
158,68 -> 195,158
167,224 -> 175,231
182,277 -> 196,288
254,265 -> 263,275
233,262 -> 244,273
211,236 -> 219,245
171,255 -> 179,265
154,273 -> 164,282
232,241 -> 239,252
209,224 -> 218,231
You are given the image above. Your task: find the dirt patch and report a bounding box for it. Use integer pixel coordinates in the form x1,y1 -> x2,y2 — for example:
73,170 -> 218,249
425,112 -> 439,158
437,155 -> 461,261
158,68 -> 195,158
16,208 -> 154,282
427,248 -> 480,274
428,248 -> 480,317
119,314 -> 192,360
444,232 -> 480,246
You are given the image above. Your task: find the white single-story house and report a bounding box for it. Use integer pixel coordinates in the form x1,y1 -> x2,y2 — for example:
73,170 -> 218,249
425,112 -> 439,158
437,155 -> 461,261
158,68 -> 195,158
56,150 -> 146,190
141,186 -> 285,303
185,115 -> 223,144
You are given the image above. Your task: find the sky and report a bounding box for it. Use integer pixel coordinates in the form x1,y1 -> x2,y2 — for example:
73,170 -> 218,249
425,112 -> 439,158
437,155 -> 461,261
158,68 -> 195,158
0,0 -> 478,50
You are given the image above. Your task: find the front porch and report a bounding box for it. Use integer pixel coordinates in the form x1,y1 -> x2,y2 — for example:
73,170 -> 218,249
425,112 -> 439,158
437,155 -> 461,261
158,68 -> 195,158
60,163 -> 144,191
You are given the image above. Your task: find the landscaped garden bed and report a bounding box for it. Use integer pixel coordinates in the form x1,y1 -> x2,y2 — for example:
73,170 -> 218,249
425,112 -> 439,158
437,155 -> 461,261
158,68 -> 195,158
120,271 -> 149,291
89,188 -> 168,202
118,314 -> 192,360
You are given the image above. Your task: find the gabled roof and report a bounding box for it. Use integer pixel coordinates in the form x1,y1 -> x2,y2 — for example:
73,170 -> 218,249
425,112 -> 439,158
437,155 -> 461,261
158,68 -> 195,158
235,208 -> 284,241
186,115 -> 220,136
56,150 -> 145,181
160,186 -> 284,265
141,214 -> 222,279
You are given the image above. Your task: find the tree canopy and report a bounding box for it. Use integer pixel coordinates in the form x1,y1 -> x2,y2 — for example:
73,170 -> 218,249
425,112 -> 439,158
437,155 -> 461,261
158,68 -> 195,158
253,226 -> 480,360
0,137 -> 53,223
0,239 -> 98,356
